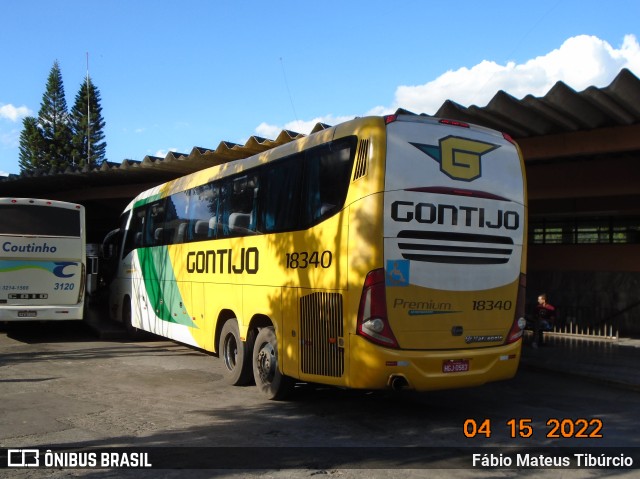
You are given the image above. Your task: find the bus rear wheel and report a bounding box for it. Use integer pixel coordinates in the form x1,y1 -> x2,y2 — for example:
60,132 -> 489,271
219,319 -> 252,386
252,326 -> 294,400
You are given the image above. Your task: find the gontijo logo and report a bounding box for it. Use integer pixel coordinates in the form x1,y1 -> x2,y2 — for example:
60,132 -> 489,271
410,136 -> 499,181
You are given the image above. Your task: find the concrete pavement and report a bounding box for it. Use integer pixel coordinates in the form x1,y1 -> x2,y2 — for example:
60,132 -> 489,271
84,305 -> 640,392
520,333 -> 640,391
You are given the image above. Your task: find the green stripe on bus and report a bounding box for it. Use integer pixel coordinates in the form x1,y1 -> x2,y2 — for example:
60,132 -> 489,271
138,247 -> 198,328
133,193 -> 163,209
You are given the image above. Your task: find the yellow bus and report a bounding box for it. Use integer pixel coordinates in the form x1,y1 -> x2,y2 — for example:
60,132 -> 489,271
105,114 -> 527,399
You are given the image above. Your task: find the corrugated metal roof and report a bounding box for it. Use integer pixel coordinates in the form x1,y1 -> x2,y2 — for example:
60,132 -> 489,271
429,68 -> 640,138
1,68 -> 639,196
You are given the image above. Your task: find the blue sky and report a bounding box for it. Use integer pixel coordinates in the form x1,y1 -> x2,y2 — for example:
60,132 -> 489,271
1,0 -> 639,175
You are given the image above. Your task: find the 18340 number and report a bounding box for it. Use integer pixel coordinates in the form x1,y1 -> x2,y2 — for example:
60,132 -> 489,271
472,300 -> 512,311
285,251 -> 332,269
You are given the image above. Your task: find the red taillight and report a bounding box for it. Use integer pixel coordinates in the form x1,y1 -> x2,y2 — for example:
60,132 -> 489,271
439,118 -> 470,128
384,115 -> 398,124
502,132 -> 516,145
357,269 -> 399,349
407,186 -> 509,201
505,273 -> 527,344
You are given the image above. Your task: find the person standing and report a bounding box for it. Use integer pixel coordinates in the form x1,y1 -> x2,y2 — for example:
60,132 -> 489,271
533,293 -> 556,348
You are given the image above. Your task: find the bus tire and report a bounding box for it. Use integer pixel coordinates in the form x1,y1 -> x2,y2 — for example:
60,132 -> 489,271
220,319 -> 252,386
252,326 -> 294,400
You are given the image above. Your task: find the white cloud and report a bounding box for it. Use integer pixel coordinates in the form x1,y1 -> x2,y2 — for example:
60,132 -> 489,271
0,104 -> 31,122
392,34 -> 640,114
254,122 -> 281,140
154,148 -> 177,157
260,34 -> 640,136
255,114 -> 356,140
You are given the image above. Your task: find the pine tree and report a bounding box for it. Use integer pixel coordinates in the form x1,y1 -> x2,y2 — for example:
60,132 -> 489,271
70,76 -> 107,168
38,60 -> 72,170
18,116 -> 45,173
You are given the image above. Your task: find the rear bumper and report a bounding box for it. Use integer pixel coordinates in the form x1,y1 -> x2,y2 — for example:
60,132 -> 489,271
0,305 -> 84,321
348,334 -> 521,391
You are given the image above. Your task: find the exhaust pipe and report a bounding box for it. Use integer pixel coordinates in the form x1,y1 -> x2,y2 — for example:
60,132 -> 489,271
389,375 -> 409,391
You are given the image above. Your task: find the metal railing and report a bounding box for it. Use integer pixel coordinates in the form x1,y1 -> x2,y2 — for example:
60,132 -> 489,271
548,317 -> 619,340
527,305 -> 624,341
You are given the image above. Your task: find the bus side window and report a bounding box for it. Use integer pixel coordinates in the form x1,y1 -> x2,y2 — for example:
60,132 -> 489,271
176,222 -> 188,243
208,216 -> 219,238
228,212 -> 252,233
187,184 -> 218,242
153,227 -> 164,245
144,200 -> 166,246
193,220 -> 209,240
221,174 -> 259,237
100,226 -> 123,284
260,155 -> 303,233
123,208 -> 146,257
302,137 -> 355,226
165,191 -> 189,245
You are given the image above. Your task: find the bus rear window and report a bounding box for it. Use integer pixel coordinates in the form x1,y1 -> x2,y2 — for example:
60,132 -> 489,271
0,205 -> 81,236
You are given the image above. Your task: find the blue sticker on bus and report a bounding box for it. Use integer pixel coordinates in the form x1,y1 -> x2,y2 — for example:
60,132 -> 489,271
386,260 -> 410,286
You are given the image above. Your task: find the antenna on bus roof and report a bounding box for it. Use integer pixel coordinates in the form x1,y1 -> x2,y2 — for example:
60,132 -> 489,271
279,57 -> 299,123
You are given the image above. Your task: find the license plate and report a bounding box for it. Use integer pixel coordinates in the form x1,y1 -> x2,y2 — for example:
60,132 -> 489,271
443,359 -> 469,373
18,311 -> 37,318
10,294 -> 48,300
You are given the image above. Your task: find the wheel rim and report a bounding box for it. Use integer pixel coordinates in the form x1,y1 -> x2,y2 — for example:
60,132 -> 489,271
223,334 -> 238,371
256,341 -> 276,384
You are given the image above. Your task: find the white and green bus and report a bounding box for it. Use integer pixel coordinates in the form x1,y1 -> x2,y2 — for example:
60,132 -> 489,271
0,198 -> 86,321
106,114 -> 527,399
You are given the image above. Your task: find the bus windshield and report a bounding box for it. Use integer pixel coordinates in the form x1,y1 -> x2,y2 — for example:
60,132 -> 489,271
0,204 -> 81,236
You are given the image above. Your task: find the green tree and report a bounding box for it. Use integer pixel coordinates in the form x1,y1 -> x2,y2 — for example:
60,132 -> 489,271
69,76 -> 107,167
37,60 -> 72,170
18,116 -> 46,173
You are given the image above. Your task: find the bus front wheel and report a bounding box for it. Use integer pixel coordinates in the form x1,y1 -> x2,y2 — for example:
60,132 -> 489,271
252,326 -> 294,400
219,319 -> 252,386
